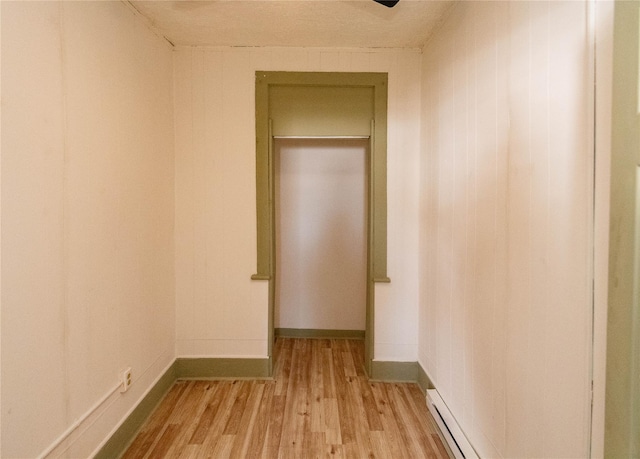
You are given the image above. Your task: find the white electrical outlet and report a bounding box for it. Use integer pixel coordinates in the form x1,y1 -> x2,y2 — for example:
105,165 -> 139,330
120,367 -> 132,393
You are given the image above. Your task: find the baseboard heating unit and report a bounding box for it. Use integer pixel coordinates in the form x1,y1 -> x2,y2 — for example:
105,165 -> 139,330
426,389 -> 479,459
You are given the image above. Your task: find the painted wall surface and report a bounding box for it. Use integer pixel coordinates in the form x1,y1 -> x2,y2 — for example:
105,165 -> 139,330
605,1 -> 640,456
419,2 -> 593,457
1,2 -> 175,457
275,139 -> 367,331
174,47 -> 421,361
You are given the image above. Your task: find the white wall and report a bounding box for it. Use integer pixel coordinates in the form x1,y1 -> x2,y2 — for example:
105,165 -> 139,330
275,139 -> 367,331
173,47 -> 421,361
1,2 -> 175,457
419,2 -> 593,457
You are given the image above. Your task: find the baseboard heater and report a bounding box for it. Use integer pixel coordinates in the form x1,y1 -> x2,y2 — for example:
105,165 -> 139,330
426,389 -> 479,459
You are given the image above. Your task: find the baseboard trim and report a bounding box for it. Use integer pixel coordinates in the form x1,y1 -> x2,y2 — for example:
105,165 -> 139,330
370,360 -> 419,382
371,360 -> 435,390
275,328 -> 365,339
417,361 -> 435,394
175,357 -> 271,379
94,361 -> 177,459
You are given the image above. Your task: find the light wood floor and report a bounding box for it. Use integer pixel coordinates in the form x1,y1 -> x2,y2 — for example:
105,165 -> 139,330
123,338 -> 449,458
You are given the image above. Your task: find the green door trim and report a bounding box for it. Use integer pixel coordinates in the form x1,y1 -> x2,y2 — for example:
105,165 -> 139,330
252,71 -> 389,376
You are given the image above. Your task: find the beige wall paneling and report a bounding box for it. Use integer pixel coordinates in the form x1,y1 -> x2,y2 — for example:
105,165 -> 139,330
1,4 -> 67,456
374,51 -> 421,362
173,48 -> 421,363
174,48 -> 269,359
1,2 -> 175,457
420,2 -> 594,457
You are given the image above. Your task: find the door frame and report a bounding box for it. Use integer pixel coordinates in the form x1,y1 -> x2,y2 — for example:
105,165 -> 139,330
252,71 -> 390,376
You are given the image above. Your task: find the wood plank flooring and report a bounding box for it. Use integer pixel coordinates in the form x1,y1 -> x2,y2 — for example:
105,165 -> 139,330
123,338 -> 449,458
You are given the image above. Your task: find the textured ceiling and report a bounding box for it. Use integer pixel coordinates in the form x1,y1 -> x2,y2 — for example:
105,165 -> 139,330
129,1 -> 455,48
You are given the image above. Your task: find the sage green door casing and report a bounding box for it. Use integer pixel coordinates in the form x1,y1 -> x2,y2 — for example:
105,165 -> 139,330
605,2 -> 640,456
253,72 -> 389,376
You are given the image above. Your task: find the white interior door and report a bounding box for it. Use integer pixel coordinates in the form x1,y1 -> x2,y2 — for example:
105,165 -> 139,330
275,138 -> 367,331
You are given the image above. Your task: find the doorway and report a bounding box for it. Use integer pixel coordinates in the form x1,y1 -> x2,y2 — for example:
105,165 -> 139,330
253,71 -> 389,376
274,138 -> 368,338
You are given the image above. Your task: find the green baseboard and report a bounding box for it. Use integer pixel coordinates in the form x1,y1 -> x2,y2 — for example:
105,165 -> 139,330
417,361 -> 435,394
275,328 -> 365,339
175,357 -> 271,379
370,360 -> 435,391
370,360 -> 418,382
95,361 -> 177,459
